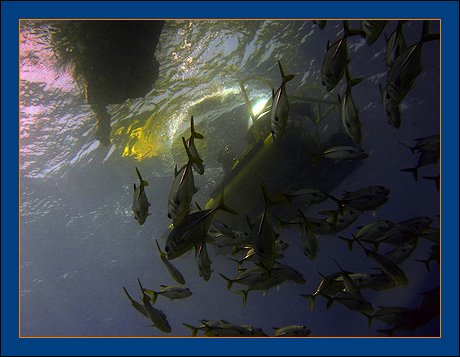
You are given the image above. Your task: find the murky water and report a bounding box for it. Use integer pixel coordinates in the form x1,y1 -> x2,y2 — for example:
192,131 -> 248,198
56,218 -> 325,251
20,20 -> 440,336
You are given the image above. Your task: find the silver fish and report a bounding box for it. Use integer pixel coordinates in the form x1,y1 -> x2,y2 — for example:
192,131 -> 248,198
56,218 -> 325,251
339,185 -> 390,211
165,191 -> 235,260
326,291 -> 374,315
339,220 -> 395,251
386,21 -> 407,67
184,320 -> 266,337
379,84 -> 402,128
145,285 -> 192,303
322,145 -> 368,161
273,325 -> 311,337
167,137 -> 201,226
384,237 -> 418,264
122,286 -> 147,317
339,71 -> 363,145
361,20 -> 388,45
137,278 -> 171,333
155,240 -> 186,285
196,240 -> 212,281
386,21 -> 439,103
132,167 -> 151,225
270,60 -> 294,140
187,115 -> 205,175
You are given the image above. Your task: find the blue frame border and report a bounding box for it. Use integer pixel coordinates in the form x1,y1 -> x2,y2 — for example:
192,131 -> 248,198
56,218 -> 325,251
2,1 -> 458,356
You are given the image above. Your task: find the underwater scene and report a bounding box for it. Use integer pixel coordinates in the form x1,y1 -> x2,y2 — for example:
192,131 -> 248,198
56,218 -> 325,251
19,19 -> 440,337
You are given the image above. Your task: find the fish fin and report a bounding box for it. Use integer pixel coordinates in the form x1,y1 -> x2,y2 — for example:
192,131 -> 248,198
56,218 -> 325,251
215,186 -> 237,215
326,40 -> 330,50
135,167 -> 149,186
416,258 -> 431,272
398,141 -> 416,154
345,67 -> 363,88
144,289 -> 158,304
277,60 -> 295,83
190,116 -> 204,139
183,323 -> 199,337
422,176 -> 440,191
343,20 -> 364,37
300,294 -> 316,311
377,328 -> 395,337
194,201 -> 202,211
338,235 -> 355,251
133,183 -> 136,192
363,313 -> 373,328
326,296 -> 334,309
421,20 -> 439,43
400,167 -> 419,181
122,287 -> 134,302
174,164 -> 178,177
218,273 -> 234,290
155,239 -> 164,256
235,289 -> 249,306
182,137 -> 203,166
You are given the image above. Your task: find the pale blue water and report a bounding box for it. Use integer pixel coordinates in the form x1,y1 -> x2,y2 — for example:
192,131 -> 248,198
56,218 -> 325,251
19,20 -> 440,337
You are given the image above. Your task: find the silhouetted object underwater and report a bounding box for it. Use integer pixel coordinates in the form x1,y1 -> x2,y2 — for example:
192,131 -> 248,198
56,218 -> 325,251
51,20 -> 164,146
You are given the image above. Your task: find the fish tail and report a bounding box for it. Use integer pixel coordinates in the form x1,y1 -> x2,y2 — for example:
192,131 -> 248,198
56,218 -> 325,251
122,287 -> 134,302
337,235 -> 355,251
423,176 -> 440,191
343,20 -> 364,38
135,167 -> 149,186
239,81 -> 258,123
363,313 -> 373,328
377,328 -> 395,337
215,187 -> 237,215
421,20 -> 440,43
235,289 -> 249,305
190,116 -> 204,139
400,167 -> 419,181
300,294 -> 316,311
416,258 -> 431,272
325,296 -> 334,309
277,60 -> 295,83
345,66 -> 363,88
183,323 -> 199,337
219,273 -> 234,290
144,289 -> 158,304
182,137 -> 203,166
398,141 -> 416,154
136,277 -> 145,294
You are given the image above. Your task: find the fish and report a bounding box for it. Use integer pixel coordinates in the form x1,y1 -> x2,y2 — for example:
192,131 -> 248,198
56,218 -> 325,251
364,306 -> 415,328
273,325 -> 311,336
220,263 -> 305,304
400,135 -> 440,181
313,20 -> 327,29
252,186 -> 280,270
183,320 -> 266,337
326,291 -> 374,315
186,115 -> 205,175
367,273 -> 398,291
332,259 -> 361,296
132,167 -> 151,225
196,240 -> 212,281
167,137 -> 201,226
207,219 -> 251,247
338,220 -> 395,251
379,84 -> 402,128
416,243 -> 439,272
384,237 -> 418,264
144,285 -> 192,304
386,21 -> 439,103
322,145 -> 368,161
360,20 -> 388,45
270,60 -> 295,140
155,240 -> 186,285
277,188 -> 330,207
137,278 -> 172,333
356,240 -> 408,286
386,21 -> 407,67
165,189 -> 236,260
339,69 -> 364,145
299,219 -> 319,260
337,185 -> 390,211
300,271 -> 344,311
321,21 -> 361,91
122,286 -> 147,317
320,205 -> 361,233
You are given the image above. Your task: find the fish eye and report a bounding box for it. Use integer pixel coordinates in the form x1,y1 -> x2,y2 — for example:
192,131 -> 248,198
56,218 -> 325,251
165,246 -> 170,253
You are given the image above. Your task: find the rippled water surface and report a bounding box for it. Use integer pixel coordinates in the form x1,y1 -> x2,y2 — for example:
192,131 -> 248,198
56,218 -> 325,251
20,20 -> 440,336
